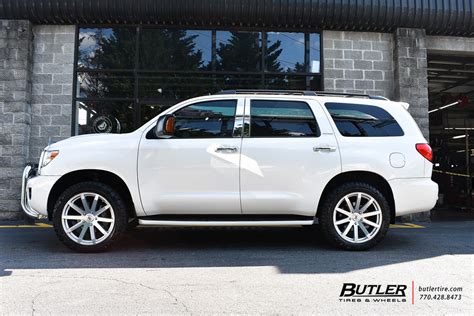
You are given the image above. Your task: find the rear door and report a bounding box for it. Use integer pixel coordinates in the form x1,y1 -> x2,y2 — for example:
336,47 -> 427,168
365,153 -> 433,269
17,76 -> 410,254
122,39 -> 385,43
240,97 -> 341,216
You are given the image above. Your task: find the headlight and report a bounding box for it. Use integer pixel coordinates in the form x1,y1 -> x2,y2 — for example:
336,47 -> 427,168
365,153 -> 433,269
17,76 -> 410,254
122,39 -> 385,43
41,150 -> 59,168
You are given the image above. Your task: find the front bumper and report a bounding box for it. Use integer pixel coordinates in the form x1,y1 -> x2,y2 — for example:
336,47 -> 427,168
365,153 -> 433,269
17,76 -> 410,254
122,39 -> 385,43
21,164 -> 47,219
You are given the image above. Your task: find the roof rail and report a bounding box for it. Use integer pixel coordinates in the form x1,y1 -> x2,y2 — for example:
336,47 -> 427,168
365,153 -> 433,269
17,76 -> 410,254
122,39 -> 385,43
215,89 -> 389,100
216,89 -> 317,96
314,91 -> 389,101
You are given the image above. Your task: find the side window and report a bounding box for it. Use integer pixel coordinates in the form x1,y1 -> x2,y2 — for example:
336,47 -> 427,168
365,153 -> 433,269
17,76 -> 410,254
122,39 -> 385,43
325,102 -> 404,137
250,100 -> 320,137
173,100 -> 237,138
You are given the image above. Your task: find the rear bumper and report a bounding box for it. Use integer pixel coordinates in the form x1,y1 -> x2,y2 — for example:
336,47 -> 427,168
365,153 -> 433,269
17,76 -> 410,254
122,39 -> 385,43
389,178 -> 439,217
21,164 -> 59,219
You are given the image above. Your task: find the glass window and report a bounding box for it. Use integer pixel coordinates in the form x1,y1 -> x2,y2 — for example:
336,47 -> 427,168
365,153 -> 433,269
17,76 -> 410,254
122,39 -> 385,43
216,31 -> 262,71
264,74 -> 307,90
173,100 -> 237,138
140,29 -> 212,71
250,100 -> 319,137
325,103 -> 404,137
77,72 -> 134,98
75,27 -> 322,136
309,34 -> 321,73
76,101 -> 134,135
78,28 -> 136,69
266,32 -> 305,72
138,73 -> 216,100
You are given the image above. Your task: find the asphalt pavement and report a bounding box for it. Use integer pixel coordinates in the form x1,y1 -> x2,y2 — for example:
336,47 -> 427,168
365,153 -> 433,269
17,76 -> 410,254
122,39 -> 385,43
0,221 -> 472,314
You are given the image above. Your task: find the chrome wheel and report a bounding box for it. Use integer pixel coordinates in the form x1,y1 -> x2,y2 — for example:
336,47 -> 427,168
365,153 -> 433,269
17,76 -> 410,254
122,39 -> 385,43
333,192 -> 382,244
61,193 -> 115,246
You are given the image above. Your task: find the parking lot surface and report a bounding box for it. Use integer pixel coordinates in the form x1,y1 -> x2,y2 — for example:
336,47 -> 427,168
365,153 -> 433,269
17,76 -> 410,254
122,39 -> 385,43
0,221 -> 472,314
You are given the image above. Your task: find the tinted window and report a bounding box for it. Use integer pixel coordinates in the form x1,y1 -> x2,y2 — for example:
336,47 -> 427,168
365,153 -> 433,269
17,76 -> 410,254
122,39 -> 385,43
325,103 -> 404,137
250,100 -> 319,137
173,100 -> 237,138
78,28 -> 136,69
140,29 -> 212,71
266,32 -> 305,72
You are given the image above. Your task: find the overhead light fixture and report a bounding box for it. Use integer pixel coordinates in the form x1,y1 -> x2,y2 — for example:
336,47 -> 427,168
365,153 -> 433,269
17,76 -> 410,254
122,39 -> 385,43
456,150 -> 466,153
429,101 -> 461,114
444,127 -> 474,130
452,134 -> 467,139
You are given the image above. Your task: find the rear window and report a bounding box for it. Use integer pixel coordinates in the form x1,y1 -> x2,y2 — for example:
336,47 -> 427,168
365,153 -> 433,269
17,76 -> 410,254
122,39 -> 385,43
325,102 -> 404,137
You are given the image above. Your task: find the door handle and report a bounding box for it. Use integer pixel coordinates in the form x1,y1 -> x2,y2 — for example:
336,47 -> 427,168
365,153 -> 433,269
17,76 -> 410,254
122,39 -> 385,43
215,146 -> 239,153
313,145 -> 337,152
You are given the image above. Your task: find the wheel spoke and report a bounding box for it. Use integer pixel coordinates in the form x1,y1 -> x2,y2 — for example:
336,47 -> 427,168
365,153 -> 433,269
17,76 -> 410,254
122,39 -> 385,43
359,223 -> 371,238
63,215 -> 84,221
94,222 -> 108,235
362,210 -> 381,218
344,197 -> 355,212
355,193 -> 362,211
96,217 -> 113,223
90,195 -> 99,213
359,198 -> 375,213
335,217 -> 351,225
362,218 -> 380,228
90,225 -> 96,244
78,224 -> 88,241
353,222 -> 359,242
68,202 -> 85,215
336,207 -> 352,217
81,194 -> 90,213
94,205 -> 110,217
342,222 -> 353,237
66,220 -> 84,233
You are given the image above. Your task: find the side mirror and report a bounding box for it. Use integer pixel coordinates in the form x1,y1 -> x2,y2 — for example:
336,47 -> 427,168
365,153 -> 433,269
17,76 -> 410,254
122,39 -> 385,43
155,114 -> 175,138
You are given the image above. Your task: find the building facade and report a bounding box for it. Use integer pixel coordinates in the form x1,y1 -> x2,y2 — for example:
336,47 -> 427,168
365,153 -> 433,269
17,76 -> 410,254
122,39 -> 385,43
1,0 -> 473,219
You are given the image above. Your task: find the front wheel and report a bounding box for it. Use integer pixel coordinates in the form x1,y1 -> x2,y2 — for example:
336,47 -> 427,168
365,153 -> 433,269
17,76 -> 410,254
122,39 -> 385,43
53,181 -> 128,252
319,182 -> 390,250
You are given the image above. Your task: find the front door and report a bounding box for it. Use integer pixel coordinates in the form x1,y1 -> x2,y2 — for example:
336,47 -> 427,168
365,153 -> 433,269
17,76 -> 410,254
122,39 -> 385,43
138,98 -> 244,215
240,97 -> 341,216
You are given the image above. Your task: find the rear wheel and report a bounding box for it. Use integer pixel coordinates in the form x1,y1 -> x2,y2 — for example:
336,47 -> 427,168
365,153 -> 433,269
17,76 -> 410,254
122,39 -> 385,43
53,181 -> 128,252
319,182 -> 390,250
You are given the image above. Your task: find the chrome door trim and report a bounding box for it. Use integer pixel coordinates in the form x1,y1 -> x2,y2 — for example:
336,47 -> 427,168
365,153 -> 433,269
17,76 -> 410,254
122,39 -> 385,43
243,97 -> 251,138
232,98 -> 245,138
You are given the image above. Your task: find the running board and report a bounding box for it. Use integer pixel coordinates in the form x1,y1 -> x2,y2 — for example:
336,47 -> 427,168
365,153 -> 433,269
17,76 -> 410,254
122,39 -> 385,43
137,215 -> 315,227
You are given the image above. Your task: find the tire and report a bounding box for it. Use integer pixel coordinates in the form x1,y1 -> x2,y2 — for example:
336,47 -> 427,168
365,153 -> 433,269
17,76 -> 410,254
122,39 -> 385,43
319,182 -> 390,251
53,181 -> 128,252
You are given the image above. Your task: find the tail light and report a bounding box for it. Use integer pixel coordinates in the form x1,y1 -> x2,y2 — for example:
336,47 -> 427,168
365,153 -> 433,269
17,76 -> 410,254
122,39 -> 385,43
416,143 -> 433,162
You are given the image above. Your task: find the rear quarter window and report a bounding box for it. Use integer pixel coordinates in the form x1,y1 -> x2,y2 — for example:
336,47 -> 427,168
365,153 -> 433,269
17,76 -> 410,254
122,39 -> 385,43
324,102 -> 404,137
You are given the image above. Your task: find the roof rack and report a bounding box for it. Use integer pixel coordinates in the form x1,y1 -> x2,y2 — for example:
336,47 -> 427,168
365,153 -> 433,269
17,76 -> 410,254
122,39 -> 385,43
216,89 -> 317,96
215,89 -> 389,100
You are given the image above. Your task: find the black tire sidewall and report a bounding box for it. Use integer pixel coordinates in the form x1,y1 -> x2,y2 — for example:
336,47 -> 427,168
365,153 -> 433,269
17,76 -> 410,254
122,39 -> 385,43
319,182 -> 391,251
53,181 -> 128,252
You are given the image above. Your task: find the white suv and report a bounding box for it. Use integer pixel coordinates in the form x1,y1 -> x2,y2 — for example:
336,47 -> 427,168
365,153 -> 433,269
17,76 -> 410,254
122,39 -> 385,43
21,90 -> 438,252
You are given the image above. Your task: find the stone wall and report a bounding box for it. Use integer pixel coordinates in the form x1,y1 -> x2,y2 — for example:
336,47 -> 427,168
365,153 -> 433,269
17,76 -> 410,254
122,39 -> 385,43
30,25 -> 75,160
0,20 -> 33,219
0,22 -> 74,219
393,28 -> 429,139
323,31 -> 394,99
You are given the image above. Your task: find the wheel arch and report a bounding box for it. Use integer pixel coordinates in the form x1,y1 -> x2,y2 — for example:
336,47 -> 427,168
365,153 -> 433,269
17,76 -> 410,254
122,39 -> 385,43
317,171 -> 396,224
47,169 -> 136,220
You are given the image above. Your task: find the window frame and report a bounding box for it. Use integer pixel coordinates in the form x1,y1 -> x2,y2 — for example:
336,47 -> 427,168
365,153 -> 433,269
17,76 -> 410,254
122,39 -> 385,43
246,98 -> 321,138
72,25 -> 323,136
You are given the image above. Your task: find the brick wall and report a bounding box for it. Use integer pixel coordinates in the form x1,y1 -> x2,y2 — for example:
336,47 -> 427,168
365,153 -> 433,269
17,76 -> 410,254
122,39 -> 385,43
323,31 -> 394,99
30,25 -> 75,160
0,20 -> 33,218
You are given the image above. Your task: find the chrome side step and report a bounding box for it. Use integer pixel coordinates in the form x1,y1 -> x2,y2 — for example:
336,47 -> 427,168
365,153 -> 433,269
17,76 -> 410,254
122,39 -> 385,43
138,219 -> 314,227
